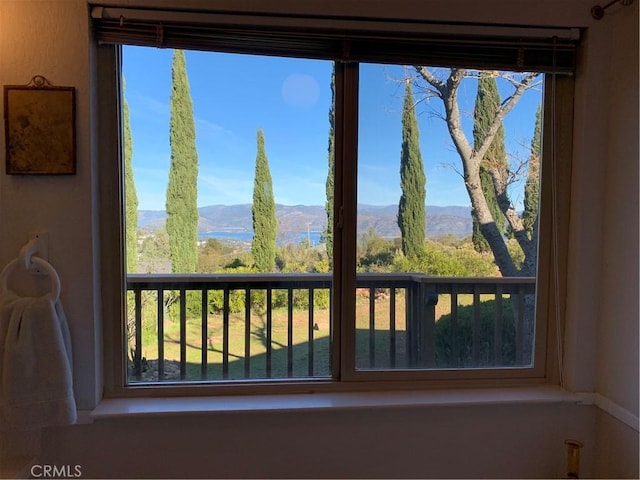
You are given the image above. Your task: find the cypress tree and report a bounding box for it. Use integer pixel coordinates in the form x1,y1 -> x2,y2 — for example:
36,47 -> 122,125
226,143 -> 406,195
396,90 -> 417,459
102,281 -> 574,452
471,74 -> 508,253
252,129 -> 277,272
397,80 -> 426,258
522,103 -> 542,239
325,66 -> 336,265
166,49 -> 199,273
123,77 -> 139,273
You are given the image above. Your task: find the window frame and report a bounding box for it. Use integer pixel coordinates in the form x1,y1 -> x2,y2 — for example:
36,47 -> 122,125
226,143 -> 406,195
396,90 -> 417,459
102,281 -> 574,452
96,16 -> 574,397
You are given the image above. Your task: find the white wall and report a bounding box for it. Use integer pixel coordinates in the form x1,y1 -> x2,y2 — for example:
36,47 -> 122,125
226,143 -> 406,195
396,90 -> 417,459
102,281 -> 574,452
0,0 -> 638,478
0,0 -> 101,411
40,403 -> 596,479
590,4 -> 640,476
594,1 -> 639,416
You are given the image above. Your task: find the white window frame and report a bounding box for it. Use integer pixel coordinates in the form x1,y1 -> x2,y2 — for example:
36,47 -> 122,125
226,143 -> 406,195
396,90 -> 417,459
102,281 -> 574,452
94,9 -> 576,396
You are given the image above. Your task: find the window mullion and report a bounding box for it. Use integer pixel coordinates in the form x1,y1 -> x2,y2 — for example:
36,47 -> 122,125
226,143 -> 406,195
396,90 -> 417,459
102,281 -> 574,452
333,61 -> 359,381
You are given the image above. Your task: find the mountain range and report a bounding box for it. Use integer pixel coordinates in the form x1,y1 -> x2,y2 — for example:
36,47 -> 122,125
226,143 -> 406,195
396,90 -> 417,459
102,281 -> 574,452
138,204 -> 473,239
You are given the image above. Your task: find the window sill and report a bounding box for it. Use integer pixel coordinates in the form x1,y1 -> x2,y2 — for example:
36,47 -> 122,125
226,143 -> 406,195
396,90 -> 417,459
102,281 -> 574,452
91,385 -> 582,420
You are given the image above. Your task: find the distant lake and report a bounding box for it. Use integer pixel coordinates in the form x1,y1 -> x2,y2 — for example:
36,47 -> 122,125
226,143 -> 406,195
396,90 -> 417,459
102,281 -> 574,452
200,231 -> 324,246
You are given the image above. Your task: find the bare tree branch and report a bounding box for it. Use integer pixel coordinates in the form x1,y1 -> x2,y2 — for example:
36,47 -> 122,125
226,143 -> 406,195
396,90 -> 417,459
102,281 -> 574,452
414,65 -> 445,92
440,161 -> 465,179
473,72 -> 540,166
412,65 -> 541,276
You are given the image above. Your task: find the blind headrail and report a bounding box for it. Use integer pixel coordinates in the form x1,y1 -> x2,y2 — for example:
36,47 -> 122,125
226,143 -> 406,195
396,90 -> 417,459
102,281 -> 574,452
90,5 -> 579,73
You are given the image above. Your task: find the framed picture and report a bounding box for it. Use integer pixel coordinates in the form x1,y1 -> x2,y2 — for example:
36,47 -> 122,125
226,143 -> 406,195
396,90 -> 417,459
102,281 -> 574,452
3,76 -> 76,175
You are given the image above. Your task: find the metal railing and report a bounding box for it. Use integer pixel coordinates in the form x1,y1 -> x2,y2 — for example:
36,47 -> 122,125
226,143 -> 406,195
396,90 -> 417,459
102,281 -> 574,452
126,273 -> 535,382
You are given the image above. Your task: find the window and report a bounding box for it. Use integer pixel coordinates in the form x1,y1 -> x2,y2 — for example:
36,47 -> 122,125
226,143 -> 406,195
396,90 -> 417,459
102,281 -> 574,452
94,7 -> 577,394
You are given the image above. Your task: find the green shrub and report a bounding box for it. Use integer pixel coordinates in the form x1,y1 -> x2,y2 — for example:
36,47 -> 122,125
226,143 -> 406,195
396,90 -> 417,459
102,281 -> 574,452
208,289 -> 246,314
357,228 -> 396,271
164,290 -> 206,319
392,240 -> 497,277
311,289 -> 330,310
435,298 -> 516,367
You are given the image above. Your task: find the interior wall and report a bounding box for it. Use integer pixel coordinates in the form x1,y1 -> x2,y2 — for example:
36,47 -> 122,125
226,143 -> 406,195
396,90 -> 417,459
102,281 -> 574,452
39,403 -> 595,479
592,410 -> 639,479
0,0 -> 638,478
561,0 -> 639,432
590,5 -> 640,476
594,1 -> 639,415
0,0 -> 100,411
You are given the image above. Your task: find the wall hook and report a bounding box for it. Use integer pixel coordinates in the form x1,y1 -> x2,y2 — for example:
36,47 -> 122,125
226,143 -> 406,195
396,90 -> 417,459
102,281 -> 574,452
18,232 -> 50,274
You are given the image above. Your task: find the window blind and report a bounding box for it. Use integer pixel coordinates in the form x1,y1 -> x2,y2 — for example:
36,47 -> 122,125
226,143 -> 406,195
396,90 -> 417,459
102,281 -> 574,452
91,5 -> 579,73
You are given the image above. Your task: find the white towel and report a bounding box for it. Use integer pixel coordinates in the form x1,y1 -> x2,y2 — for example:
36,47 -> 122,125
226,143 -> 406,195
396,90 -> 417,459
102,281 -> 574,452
0,290 -> 76,433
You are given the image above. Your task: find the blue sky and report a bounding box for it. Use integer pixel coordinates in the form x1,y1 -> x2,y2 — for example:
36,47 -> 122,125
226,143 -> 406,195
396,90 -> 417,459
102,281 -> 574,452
122,46 -> 542,211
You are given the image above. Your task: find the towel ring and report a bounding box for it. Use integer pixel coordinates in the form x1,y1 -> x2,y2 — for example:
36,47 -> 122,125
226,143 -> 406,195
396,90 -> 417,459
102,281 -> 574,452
0,256 -> 61,302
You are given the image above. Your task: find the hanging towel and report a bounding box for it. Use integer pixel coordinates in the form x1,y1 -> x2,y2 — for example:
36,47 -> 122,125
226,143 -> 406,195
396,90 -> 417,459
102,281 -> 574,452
0,289 -> 76,432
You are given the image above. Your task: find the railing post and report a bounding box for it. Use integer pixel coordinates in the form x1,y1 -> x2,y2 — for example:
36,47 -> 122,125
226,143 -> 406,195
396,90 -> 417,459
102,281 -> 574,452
420,282 -> 438,368
133,288 -> 142,381
406,282 -> 417,367
179,288 -> 187,380
406,278 -> 438,368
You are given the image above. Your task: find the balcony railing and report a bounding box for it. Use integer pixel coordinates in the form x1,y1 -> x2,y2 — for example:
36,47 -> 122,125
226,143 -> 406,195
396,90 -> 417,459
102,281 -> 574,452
126,273 -> 536,383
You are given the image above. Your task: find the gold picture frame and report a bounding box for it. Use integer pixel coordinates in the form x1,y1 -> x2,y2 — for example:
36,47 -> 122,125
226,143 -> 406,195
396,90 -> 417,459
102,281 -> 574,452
3,76 -> 76,175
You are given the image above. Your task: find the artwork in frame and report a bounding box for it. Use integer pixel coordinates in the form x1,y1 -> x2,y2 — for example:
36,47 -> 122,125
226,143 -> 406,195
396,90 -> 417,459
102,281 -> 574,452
3,76 -> 76,175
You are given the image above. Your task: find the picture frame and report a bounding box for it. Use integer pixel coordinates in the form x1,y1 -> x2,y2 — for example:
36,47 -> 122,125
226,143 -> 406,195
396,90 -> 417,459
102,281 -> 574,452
3,76 -> 76,175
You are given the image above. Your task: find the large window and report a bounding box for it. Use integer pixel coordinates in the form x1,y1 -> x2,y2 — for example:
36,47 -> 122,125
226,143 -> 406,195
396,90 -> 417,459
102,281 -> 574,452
94,7 -> 576,393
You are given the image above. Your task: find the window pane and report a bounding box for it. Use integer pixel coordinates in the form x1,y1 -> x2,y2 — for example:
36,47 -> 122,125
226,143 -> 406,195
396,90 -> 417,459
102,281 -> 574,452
122,46 -> 334,382
356,64 -> 543,370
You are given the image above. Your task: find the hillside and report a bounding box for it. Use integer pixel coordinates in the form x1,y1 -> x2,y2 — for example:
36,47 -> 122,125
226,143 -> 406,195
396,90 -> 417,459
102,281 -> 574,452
138,204 -> 473,239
